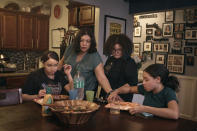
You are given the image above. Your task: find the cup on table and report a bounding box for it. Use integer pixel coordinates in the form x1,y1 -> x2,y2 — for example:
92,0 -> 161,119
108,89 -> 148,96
69,89 -> 78,100
85,90 -> 95,102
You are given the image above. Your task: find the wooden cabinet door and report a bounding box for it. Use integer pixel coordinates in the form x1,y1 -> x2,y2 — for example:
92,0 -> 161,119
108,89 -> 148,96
79,6 -> 95,26
68,7 -> 78,26
35,16 -> 49,51
0,11 -> 18,49
18,14 -> 34,49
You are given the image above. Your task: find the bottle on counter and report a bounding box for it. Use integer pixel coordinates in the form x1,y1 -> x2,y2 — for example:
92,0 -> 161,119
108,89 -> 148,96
74,70 -> 85,100
42,88 -> 53,116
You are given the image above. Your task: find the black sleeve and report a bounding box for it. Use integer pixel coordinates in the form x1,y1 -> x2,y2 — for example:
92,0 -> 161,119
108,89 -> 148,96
124,58 -> 138,86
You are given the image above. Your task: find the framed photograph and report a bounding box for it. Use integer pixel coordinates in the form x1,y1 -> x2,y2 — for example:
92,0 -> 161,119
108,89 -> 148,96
133,43 -> 141,56
174,32 -> 184,39
155,53 -> 167,65
163,23 -> 173,37
194,47 -> 197,56
143,42 -> 152,52
167,54 -> 185,74
186,56 -> 194,66
153,43 -> 169,52
184,47 -> 193,54
146,29 -> 153,35
104,15 -> 126,43
165,10 -> 174,22
134,26 -> 142,37
185,29 -> 197,40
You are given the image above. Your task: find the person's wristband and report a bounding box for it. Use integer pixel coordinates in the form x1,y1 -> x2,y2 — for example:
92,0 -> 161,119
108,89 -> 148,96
105,90 -> 114,99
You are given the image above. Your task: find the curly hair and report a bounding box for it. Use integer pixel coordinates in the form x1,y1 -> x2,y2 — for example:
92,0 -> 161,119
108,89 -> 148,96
103,34 -> 133,57
72,28 -> 97,53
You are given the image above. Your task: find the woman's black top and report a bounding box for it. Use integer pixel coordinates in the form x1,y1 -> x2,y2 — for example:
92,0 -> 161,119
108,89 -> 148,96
101,56 -> 138,102
22,68 -> 68,95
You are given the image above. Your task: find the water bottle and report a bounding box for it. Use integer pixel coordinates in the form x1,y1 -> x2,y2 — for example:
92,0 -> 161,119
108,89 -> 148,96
74,71 -> 85,100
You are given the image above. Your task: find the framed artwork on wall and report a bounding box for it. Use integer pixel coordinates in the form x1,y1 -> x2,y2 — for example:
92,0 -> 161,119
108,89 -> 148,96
143,42 -> 152,52
163,23 -> 173,37
167,54 -> 185,74
133,43 -> 141,56
165,10 -> 174,22
104,15 -> 126,43
134,26 -> 142,37
155,53 -> 167,65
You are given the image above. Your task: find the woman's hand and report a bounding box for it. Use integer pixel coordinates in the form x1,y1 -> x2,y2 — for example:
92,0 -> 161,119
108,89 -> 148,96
129,104 -> 144,115
38,89 -> 46,98
63,64 -> 72,75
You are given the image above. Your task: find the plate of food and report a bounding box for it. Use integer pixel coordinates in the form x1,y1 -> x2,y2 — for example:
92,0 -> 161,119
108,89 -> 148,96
105,101 -> 138,110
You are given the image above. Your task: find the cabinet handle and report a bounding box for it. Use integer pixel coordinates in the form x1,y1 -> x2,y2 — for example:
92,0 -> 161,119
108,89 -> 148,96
32,39 -> 34,48
37,39 -> 38,48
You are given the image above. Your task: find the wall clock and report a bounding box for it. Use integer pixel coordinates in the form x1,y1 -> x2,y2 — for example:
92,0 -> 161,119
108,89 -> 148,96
54,5 -> 61,19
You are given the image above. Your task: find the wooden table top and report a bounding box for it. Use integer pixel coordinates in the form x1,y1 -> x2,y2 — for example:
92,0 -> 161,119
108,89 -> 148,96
0,102 -> 197,131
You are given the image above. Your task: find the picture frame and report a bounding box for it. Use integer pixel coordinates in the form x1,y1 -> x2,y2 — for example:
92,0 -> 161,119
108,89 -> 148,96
167,54 -> 185,74
186,56 -> 194,66
146,29 -> 153,35
174,32 -> 184,39
133,43 -> 141,56
185,29 -> 197,40
184,47 -> 193,54
194,47 -> 197,56
104,15 -> 126,43
143,42 -> 152,52
153,43 -> 169,52
165,10 -> 174,22
155,53 -> 167,65
134,26 -> 142,37
163,23 -> 173,37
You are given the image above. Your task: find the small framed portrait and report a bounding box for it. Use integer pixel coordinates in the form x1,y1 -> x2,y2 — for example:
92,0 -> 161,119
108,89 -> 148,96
154,28 -> 162,37
186,56 -> 194,66
153,43 -> 169,52
133,43 -> 141,56
163,23 -> 173,37
155,53 -> 167,65
167,54 -> 185,74
143,42 -> 152,52
184,47 -> 193,54
194,47 -> 197,56
174,32 -> 184,39
185,29 -> 197,40
134,26 -> 142,37
165,10 -> 174,22
146,29 -> 153,35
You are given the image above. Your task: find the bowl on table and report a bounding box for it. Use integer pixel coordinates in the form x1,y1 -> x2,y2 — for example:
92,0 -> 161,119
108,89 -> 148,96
49,100 -> 100,125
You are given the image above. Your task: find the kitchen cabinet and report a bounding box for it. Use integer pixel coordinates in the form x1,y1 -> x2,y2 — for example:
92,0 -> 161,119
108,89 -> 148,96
0,10 -> 18,49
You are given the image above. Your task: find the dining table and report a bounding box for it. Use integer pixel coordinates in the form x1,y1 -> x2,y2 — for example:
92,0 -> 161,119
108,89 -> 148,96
0,101 -> 197,131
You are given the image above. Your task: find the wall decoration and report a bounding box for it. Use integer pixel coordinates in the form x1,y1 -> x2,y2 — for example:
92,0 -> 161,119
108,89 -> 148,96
143,42 -> 152,52
133,43 -> 141,56
153,43 -> 169,52
104,15 -> 126,43
146,29 -> 153,35
165,10 -> 174,22
174,32 -> 184,39
167,54 -> 185,74
155,53 -> 167,65
194,47 -> 197,56
185,29 -> 197,40
186,56 -> 194,66
134,26 -> 142,37
184,47 -> 193,54
163,23 -> 173,37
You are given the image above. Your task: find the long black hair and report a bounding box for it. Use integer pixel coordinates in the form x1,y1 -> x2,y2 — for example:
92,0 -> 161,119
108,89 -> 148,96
144,64 -> 180,92
72,28 -> 97,53
103,34 -> 133,57
41,51 -> 59,63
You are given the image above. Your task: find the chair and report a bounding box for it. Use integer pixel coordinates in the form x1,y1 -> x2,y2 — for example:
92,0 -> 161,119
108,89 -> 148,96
0,88 -> 22,106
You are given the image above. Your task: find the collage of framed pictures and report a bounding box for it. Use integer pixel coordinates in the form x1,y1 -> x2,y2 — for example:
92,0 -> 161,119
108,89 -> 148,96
163,23 -> 173,37
155,53 -> 167,65
167,54 -> 185,74
185,29 -> 197,39
134,26 -> 142,37
133,43 -> 141,56
153,43 -> 169,52
143,42 -> 152,52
